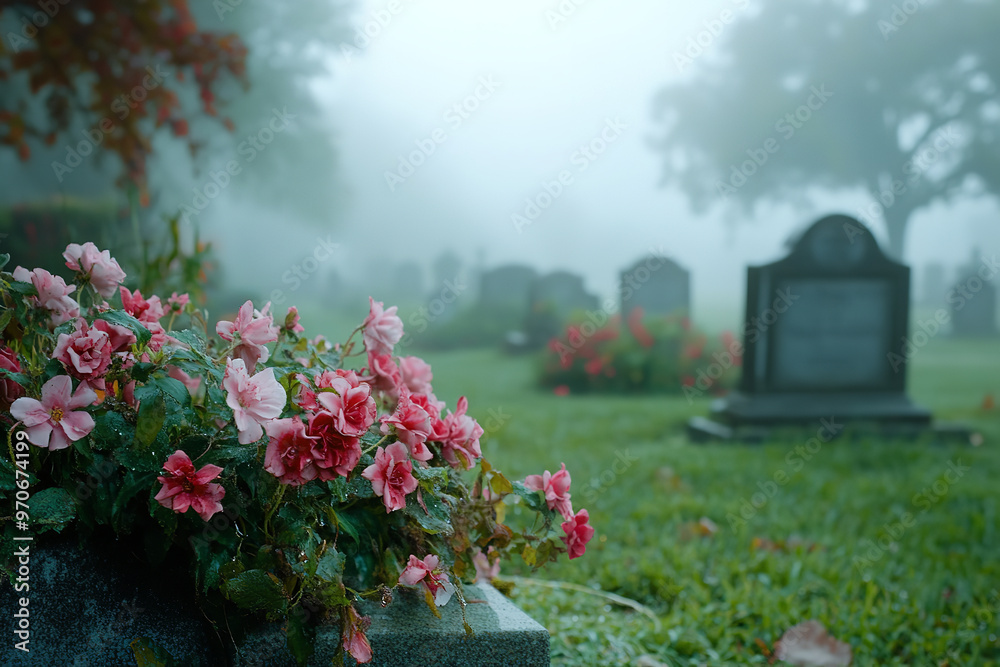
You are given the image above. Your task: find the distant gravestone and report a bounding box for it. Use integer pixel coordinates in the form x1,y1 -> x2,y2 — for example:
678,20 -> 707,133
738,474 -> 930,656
529,271 -> 598,321
921,263 -> 947,307
479,264 -> 537,312
619,255 -> 689,317
949,252 -> 998,337
689,214 -> 932,440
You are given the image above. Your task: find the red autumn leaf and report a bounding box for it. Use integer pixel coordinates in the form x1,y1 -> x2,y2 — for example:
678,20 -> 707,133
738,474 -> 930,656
774,620 -> 852,666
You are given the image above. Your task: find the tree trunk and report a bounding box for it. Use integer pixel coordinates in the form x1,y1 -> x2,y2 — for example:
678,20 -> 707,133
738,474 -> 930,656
882,205 -> 912,261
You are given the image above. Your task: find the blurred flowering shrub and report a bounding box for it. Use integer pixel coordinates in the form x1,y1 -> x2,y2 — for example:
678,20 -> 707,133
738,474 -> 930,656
539,308 -> 741,395
0,243 -> 590,665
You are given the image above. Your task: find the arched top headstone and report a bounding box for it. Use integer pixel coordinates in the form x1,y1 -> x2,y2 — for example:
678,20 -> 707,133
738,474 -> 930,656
782,214 -> 896,272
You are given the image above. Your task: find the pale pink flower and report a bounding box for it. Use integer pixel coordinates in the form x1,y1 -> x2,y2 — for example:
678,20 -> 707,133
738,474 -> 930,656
525,463 -> 573,520
10,375 -> 96,450
398,554 -> 455,606
473,548 -> 500,584
63,242 -> 126,298
12,266 -> 79,326
263,416 -> 320,485
398,356 -> 433,395
438,396 -> 484,470
379,388 -> 432,461
167,292 -> 190,312
364,352 -> 402,400
167,366 -> 202,396
119,287 -> 165,324
561,509 -> 594,560
284,306 -> 305,333
316,384 -> 376,437
342,605 -> 373,664
53,318 -> 112,381
154,450 -> 225,521
93,318 -> 136,353
216,300 -> 279,369
362,297 -> 404,356
362,442 -> 418,513
222,358 -> 286,444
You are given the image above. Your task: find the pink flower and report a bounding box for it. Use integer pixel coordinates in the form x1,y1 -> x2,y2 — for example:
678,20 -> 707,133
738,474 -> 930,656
153,450 -> 225,521
398,554 -> 454,605
10,375 -> 96,450
167,366 -> 202,396
398,356 -> 433,395
216,300 -> 279,370
362,297 -> 404,356
379,388 -> 432,461
284,306 -> 305,333
473,549 -> 500,584
295,369 -> 362,412
53,318 -> 112,381
0,346 -> 25,411
222,358 -> 286,444
263,416 -> 320,485
12,267 -> 79,326
63,242 -> 126,299
411,392 -> 448,441
342,605 -> 372,664
362,442 -> 418,513
93,318 -> 136,353
167,292 -> 190,312
561,509 -> 594,560
316,384 -> 376,437
525,463 -> 573,520
364,352 -> 402,400
553,385 -> 570,396
307,411 -> 361,479
120,287 -> 165,324
438,397 -> 483,470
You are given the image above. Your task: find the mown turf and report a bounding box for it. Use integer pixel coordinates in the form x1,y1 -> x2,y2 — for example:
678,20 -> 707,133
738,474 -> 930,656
412,338 -> 1000,666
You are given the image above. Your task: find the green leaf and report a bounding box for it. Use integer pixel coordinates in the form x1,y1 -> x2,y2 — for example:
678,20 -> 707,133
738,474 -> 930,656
90,411 -> 134,451
0,307 -> 13,333
151,376 -> 191,408
404,492 -> 453,535
513,481 -> 550,514
130,637 -> 177,667
0,253 -> 9,271
32,487 -> 77,533
96,310 -> 152,347
168,329 -> 207,353
286,606 -> 317,667
7,280 -> 37,297
0,366 -> 29,387
135,393 -> 167,448
112,471 -> 157,532
223,569 -> 287,615
490,471 -> 514,496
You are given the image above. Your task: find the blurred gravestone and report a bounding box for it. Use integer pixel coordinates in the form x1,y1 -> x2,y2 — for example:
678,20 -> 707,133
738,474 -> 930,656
921,263 -> 947,307
525,271 -> 599,347
689,214 -> 934,441
949,249 -> 998,337
619,255 -> 689,317
429,251 -> 466,323
479,264 -> 537,313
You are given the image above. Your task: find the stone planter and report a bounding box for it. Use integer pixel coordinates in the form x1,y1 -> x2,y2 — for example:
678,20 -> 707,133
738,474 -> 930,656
2,533 -> 549,666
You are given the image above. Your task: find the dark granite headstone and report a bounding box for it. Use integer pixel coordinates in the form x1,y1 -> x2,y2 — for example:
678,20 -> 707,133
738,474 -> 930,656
689,214 -> 932,440
529,271 -> 598,321
619,255 -> 690,317
2,533 -> 550,666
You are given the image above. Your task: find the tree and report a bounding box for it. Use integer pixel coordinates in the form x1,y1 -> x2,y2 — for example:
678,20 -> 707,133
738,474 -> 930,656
0,0 -> 247,204
651,0 -> 1000,258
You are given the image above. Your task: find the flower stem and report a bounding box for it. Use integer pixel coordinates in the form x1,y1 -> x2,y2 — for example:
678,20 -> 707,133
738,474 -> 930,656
263,484 -> 287,540
361,434 -> 389,457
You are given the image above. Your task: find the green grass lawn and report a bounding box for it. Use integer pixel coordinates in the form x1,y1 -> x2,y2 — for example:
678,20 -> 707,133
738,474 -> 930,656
412,338 -> 1000,666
